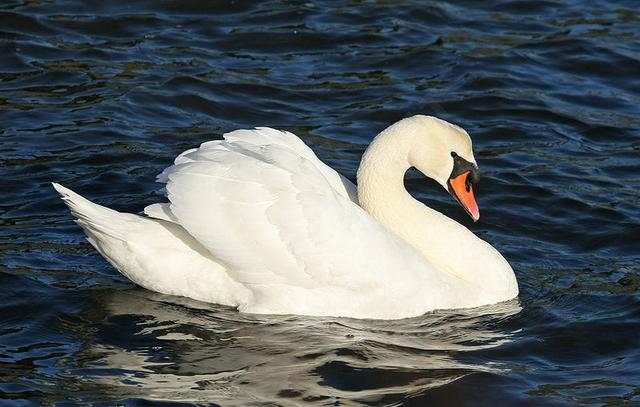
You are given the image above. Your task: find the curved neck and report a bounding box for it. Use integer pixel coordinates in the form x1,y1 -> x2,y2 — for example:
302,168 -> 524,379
357,128 -> 415,229
357,127 -> 443,262
356,125 -> 513,289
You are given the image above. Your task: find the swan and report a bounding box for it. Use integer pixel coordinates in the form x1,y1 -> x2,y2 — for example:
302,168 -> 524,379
53,115 -> 518,319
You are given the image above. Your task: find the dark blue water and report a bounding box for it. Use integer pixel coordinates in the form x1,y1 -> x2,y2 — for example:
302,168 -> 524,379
1,1 -> 639,405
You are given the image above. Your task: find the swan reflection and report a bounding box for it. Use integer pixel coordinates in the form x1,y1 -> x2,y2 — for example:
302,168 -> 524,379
64,289 -> 521,404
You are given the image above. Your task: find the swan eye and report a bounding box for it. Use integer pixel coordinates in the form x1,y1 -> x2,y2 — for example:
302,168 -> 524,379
451,151 -> 458,158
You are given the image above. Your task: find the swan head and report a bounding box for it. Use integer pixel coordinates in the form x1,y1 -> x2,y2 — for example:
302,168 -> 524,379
404,115 -> 481,221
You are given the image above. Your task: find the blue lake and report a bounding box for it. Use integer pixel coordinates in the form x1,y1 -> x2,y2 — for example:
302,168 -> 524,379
1,1 -> 639,405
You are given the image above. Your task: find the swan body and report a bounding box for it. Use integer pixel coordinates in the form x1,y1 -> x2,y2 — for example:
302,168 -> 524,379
54,115 -> 518,319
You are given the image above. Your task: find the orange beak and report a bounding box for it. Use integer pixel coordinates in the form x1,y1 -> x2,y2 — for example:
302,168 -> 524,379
448,171 -> 480,222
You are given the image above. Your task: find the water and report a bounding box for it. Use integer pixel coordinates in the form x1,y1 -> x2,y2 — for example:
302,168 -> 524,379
1,0 -> 639,405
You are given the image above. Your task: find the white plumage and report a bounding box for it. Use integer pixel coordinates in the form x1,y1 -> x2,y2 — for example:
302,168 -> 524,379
54,116 -> 518,319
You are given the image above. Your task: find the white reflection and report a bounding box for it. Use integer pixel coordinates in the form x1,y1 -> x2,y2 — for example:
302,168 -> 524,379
65,289 -> 522,405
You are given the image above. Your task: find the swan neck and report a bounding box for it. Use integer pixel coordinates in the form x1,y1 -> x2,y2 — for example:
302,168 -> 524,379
355,117 -> 517,299
357,128 -> 414,221
356,124 -> 456,268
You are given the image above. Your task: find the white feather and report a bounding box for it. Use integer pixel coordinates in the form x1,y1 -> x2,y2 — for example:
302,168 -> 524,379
54,117 -> 518,319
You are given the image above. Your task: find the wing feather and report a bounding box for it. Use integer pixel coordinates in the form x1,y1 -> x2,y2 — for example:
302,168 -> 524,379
148,127 -> 429,291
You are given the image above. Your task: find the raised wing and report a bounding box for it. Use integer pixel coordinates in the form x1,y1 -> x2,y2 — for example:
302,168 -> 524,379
159,127 -> 357,203
147,128 -> 429,290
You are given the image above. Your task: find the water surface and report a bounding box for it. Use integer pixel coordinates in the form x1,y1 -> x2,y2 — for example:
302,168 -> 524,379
1,1 -> 639,405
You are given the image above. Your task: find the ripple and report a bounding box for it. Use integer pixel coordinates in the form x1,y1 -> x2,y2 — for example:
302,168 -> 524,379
1,0 -> 639,405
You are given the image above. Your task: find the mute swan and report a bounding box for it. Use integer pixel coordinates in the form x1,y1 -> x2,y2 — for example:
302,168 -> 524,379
54,115 -> 518,319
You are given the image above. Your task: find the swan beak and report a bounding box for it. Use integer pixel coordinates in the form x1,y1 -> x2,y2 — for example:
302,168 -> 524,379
448,171 -> 480,222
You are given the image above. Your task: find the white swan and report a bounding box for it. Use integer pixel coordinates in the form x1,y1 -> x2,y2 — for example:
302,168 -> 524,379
53,115 -> 518,319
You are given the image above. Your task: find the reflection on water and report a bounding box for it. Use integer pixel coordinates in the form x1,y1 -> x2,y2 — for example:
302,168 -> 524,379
61,289 -> 521,405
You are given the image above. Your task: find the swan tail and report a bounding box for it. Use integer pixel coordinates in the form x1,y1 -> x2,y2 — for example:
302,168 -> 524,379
52,183 -> 254,307
52,182 -> 133,241
52,181 -> 157,287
